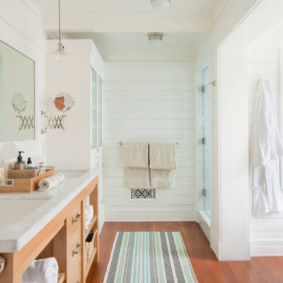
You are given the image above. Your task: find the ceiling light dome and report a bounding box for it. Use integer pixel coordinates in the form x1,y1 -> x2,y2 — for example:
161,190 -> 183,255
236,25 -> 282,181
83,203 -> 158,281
151,0 -> 171,10
148,33 -> 163,47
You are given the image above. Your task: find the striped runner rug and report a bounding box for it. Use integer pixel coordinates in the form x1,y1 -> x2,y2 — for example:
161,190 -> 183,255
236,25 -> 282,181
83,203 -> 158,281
103,232 -> 197,283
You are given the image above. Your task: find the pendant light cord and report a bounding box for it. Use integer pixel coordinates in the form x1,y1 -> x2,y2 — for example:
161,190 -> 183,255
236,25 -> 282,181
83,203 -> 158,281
58,0 -> 61,43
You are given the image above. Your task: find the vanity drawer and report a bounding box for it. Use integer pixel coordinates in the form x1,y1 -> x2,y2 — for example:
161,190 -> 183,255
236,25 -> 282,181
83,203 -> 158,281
68,202 -> 82,229
67,201 -> 83,282
69,243 -> 82,283
68,201 -> 82,245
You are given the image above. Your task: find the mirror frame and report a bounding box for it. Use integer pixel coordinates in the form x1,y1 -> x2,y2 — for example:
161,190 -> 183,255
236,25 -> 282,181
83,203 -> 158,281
0,39 -> 36,142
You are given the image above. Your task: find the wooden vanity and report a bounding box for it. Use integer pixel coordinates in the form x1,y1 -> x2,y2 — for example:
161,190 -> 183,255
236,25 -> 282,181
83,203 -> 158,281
0,176 -> 99,283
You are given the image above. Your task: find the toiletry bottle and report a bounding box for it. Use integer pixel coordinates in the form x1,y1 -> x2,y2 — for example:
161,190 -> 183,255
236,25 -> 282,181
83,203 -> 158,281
14,151 -> 25,170
27,157 -> 34,169
38,162 -> 45,175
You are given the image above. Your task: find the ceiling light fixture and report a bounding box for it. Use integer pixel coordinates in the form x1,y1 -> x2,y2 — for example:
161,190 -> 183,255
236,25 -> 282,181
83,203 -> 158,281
54,0 -> 67,61
151,0 -> 171,10
148,33 -> 164,47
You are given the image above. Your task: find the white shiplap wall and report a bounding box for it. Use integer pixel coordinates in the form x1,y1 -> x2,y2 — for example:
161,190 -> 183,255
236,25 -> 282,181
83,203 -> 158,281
0,0 -> 47,161
248,27 -> 283,256
103,62 -> 196,221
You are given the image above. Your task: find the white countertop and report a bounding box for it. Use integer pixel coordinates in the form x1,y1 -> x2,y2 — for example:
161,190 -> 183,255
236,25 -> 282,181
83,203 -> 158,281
0,169 -> 98,253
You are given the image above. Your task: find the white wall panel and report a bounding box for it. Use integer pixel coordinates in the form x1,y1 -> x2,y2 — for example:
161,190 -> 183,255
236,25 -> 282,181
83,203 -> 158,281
103,62 -> 196,221
248,31 -> 283,256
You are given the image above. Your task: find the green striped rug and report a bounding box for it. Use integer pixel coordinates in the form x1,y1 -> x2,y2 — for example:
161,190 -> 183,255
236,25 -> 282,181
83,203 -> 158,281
103,232 -> 197,283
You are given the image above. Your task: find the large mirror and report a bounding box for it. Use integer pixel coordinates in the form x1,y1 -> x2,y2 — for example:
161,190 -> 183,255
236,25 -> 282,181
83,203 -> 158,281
0,40 -> 35,142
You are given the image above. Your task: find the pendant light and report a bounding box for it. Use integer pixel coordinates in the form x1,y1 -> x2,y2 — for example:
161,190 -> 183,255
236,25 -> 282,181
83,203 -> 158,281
148,33 -> 163,46
54,0 -> 67,61
151,0 -> 171,10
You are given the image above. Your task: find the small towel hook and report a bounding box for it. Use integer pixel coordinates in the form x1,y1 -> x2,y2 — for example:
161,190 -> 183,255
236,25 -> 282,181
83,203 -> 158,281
209,80 -> 216,87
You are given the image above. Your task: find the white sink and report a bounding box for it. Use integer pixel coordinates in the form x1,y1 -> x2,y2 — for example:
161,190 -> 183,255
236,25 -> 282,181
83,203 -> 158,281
0,199 -> 48,226
59,170 -> 87,178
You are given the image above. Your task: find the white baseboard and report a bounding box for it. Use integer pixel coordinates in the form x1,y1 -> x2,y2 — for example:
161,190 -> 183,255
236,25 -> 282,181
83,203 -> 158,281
104,208 -> 196,222
251,240 -> 283,256
211,237 -> 220,259
197,211 -> 210,241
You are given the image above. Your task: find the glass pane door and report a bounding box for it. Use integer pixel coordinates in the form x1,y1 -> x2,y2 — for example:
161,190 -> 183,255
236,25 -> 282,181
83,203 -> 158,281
197,66 -> 211,217
91,68 -> 97,149
97,76 -> 103,148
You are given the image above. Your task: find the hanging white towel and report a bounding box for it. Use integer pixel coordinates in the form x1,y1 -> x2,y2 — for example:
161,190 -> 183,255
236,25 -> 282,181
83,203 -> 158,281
150,141 -> 176,188
23,257 -> 58,283
150,169 -> 176,189
149,141 -> 176,170
251,79 -> 283,217
123,168 -> 150,188
122,141 -> 150,188
123,141 -> 149,168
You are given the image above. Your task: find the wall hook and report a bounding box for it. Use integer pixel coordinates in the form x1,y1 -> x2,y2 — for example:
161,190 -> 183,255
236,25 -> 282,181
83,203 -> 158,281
209,80 -> 216,87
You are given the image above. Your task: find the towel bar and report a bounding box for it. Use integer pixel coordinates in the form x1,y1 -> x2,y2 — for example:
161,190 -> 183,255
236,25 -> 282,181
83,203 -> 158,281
119,141 -> 179,146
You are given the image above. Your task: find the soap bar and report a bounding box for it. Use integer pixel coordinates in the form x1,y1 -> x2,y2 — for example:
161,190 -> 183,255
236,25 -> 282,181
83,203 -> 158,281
38,168 -> 45,175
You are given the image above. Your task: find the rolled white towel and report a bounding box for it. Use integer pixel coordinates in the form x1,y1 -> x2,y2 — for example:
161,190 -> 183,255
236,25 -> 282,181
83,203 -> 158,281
38,173 -> 65,191
85,206 -> 93,229
86,204 -> 94,217
85,205 -> 94,230
23,257 -> 58,283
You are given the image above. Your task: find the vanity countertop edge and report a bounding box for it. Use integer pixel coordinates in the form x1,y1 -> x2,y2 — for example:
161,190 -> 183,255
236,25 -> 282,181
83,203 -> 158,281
0,169 -> 99,253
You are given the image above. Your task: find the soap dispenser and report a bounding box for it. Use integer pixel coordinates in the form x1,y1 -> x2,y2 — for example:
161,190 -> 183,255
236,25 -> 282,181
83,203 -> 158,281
27,157 -> 34,169
14,151 -> 25,170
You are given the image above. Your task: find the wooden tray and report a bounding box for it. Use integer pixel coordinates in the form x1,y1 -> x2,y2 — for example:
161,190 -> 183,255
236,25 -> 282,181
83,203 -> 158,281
8,169 -> 40,179
0,169 -> 55,193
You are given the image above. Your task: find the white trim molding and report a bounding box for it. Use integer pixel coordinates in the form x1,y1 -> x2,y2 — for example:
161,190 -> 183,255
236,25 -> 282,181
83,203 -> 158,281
104,208 -> 196,222
251,240 -> 283,256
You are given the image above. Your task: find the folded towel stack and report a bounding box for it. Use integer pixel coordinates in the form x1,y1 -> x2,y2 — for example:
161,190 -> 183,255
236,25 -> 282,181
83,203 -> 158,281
38,172 -> 65,191
122,141 -> 150,188
23,257 -> 58,283
85,204 -> 94,230
122,141 -> 177,189
150,141 -> 176,188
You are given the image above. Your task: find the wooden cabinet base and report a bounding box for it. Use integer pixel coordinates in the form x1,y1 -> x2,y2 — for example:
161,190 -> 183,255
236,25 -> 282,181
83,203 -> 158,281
0,176 -> 99,283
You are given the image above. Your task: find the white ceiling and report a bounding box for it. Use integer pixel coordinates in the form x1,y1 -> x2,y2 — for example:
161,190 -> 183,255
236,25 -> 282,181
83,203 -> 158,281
25,0 -> 228,61
26,0 -> 229,33
62,32 -> 200,61
27,0 -> 227,17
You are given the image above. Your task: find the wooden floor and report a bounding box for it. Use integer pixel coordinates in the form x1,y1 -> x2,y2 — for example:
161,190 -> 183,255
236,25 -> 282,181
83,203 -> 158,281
88,222 -> 283,283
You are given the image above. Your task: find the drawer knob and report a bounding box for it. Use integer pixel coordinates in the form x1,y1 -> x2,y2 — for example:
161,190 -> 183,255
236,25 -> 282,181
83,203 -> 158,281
72,243 -> 82,256
72,213 -> 82,224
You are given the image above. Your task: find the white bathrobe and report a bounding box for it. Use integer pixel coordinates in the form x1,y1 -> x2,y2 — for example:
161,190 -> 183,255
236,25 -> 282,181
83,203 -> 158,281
251,79 -> 283,217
